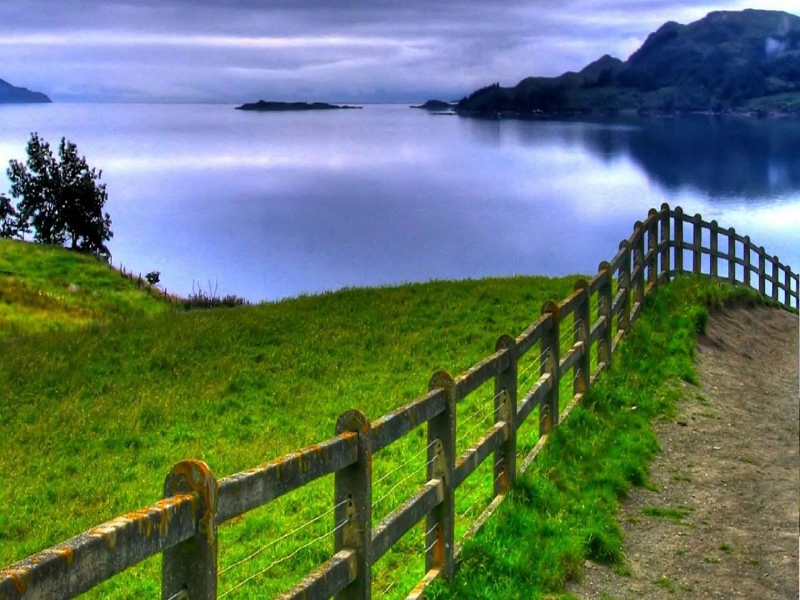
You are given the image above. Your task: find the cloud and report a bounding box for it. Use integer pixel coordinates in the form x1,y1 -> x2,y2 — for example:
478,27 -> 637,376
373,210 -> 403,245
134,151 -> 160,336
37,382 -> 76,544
0,0 -> 794,102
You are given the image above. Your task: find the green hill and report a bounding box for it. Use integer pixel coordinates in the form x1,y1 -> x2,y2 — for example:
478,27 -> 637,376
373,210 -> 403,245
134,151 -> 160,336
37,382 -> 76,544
0,239 -> 579,597
0,239 -> 168,337
458,9 -> 800,116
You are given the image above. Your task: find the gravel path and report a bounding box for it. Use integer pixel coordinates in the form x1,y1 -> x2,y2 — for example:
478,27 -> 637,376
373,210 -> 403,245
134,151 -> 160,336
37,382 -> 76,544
568,306 -> 799,599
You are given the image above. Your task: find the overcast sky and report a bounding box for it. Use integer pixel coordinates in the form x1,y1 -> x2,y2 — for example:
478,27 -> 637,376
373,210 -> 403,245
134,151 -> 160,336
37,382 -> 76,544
0,0 -> 795,103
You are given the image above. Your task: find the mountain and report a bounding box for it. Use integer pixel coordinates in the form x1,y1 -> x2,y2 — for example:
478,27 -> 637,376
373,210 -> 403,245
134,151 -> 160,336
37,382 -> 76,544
0,79 -> 51,104
457,9 -> 800,116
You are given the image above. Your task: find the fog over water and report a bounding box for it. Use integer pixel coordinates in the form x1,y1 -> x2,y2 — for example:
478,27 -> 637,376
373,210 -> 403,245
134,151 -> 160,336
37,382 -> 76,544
0,103 -> 798,301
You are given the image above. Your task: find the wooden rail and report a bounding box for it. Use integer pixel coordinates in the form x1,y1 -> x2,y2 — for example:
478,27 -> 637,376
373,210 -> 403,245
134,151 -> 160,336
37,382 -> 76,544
1,205 -> 797,600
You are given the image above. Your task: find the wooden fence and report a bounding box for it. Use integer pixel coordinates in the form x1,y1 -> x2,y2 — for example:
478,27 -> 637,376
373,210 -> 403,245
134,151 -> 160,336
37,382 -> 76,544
1,204 -> 797,600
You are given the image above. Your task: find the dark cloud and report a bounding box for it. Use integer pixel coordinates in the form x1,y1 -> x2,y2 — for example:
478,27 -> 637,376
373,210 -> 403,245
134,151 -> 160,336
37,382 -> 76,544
0,0 -> 790,102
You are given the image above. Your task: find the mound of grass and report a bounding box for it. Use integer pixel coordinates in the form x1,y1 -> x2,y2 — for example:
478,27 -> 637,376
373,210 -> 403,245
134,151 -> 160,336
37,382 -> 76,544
0,264 -> 580,597
0,239 -> 169,337
427,277 -> 765,599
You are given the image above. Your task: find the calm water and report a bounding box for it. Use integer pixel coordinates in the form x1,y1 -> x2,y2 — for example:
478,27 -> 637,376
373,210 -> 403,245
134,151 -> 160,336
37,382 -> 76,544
1,103 -> 798,301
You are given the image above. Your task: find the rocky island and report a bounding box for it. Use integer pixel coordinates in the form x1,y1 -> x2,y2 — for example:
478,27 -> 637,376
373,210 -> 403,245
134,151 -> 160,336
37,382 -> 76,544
456,9 -> 800,117
0,78 -> 51,104
235,100 -> 362,111
410,100 -> 454,110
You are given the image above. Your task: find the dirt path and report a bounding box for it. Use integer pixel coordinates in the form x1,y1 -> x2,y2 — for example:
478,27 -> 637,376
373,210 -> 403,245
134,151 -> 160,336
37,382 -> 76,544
568,306 -> 799,599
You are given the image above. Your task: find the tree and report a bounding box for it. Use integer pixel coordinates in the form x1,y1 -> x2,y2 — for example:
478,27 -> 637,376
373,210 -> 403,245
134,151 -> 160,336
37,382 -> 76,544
7,133 -> 112,256
0,194 -> 19,238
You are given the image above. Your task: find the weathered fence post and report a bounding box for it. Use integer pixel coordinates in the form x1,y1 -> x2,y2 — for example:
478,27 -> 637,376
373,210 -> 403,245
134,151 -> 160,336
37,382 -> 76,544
785,265 -> 793,309
758,247 -> 766,297
710,221 -> 719,278
633,221 -> 646,310
728,227 -> 736,284
660,203 -> 671,282
693,214 -> 702,275
539,301 -> 560,436
674,206 -> 684,274
162,460 -> 218,600
647,209 -> 658,291
426,372 -> 456,579
334,410 -> 372,600
573,281 -> 591,395
772,256 -> 779,301
743,235 -> 752,288
597,262 -> 613,368
617,240 -> 631,335
493,336 -> 517,495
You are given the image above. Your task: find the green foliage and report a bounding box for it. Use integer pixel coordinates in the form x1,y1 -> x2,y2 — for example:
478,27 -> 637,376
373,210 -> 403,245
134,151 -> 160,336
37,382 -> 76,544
7,133 -> 112,256
0,194 -> 19,238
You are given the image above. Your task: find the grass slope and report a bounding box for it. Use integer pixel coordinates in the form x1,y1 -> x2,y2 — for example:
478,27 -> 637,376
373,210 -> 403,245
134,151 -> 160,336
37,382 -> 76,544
428,277 -> 767,599
0,239 -> 582,597
0,239 -> 168,337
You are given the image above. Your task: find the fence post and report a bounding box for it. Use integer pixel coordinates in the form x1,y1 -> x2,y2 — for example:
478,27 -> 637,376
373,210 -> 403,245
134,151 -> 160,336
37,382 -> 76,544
162,460 -> 218,600
334,410 -> 372,600
693,214 -> 702,275
758,247 -> 766,296
426,372 -> 456,579
597,262 -> 613,368
633,221 -> 646,309
785,266 -> 792,309
743,235 -> 752,288
674,206 -> 684,274
710,221 -> 719,278
540,301 -> 560,436
647,209 -> 658,291
618,240 -> 631,336
493,335 -> 517,496
573,281 -> 591,395
660,203 -> 671,282
772,256 -> 779,301
728,227 -> 736,284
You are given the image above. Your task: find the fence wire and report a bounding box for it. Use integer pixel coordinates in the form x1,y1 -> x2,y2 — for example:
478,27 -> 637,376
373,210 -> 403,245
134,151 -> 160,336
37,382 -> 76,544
219,498 -> 349,577
219,517 -> 350,598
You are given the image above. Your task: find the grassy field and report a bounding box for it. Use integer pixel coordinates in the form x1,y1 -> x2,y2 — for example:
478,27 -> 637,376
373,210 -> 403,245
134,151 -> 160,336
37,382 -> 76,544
428,277 -> 767,599
0,238 -> 589,598
0,239 -> 168,337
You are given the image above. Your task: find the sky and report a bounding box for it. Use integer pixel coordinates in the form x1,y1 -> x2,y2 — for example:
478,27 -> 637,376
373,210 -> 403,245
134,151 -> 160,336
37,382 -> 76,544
0,0 -> 796,103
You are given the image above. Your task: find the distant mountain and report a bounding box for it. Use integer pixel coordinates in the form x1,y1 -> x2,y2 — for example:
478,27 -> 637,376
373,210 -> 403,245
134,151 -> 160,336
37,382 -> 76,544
235,100 -> 361,111
0,79 -> 51,104
457,9 -> 800,116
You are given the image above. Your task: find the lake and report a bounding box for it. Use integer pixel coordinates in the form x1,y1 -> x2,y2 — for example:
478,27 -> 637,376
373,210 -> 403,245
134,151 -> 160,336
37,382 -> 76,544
1,103 -> 798,301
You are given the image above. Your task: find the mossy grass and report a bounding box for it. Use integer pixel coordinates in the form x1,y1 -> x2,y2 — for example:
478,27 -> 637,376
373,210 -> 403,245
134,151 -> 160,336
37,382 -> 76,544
427,277 -> 767,600
0,238 -> 169,337
0,239 -> 585,597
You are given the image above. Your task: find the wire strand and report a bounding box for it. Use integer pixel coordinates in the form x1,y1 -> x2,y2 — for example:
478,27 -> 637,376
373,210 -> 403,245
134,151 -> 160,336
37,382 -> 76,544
219,498 -> 349,576
373,456 -> 436,508
219,518 -> 349,598
375,439 -> 438,486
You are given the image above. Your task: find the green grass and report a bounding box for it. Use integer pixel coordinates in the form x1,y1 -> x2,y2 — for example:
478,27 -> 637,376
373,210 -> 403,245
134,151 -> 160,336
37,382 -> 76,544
0,239 -> 169,337
641,505 -> 693,523
427,277 -> 767,600
0,238 -> 587,597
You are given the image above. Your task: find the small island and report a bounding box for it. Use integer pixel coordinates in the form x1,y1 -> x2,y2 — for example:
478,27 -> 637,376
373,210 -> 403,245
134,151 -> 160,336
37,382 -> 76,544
235,100 -> 362,111
410,99 -> 454,111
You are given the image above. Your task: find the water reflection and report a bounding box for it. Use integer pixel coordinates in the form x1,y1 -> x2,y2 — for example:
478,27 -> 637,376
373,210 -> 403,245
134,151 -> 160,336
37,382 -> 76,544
559,115 -> 800,200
